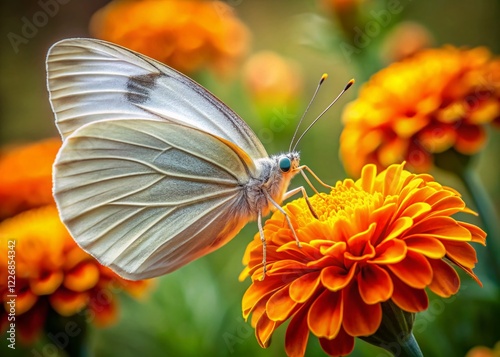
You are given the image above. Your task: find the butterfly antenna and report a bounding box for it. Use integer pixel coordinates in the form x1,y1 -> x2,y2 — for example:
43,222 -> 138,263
292,78 -> 355,152
289,73 -> 328,152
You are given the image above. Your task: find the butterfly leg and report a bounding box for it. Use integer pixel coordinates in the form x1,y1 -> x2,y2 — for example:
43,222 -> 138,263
297,165 -> 333,189
257,209 -> 267,279
282,186 -> 319,220
265,191 -> 302,248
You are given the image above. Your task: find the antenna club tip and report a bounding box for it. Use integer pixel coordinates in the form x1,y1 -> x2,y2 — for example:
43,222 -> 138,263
320,73 -> 328,84
344,78 -> 355,91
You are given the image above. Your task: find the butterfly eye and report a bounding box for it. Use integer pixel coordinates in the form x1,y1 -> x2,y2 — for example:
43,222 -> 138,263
279,157 -> 292,173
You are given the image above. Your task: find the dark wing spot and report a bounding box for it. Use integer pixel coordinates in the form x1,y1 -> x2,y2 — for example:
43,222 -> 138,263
126,73 -> 164,104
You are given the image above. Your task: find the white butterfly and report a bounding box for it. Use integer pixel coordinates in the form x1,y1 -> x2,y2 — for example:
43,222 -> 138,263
47,38 -> 352,280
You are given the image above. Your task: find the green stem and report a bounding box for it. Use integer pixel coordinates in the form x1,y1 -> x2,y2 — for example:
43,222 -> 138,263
397,333 -> 424,357
460,166 -> 500,283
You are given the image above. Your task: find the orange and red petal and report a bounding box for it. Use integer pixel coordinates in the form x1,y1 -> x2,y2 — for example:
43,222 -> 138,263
390,273 -> 429,312
307,289 -> 343,339
266,286 -> 298,322
321,264 -> 357,292
63,262 -> 100,292
387,250 -> 433,289
358,265 -> 393,304
319,327 -> 355,357
285,304 -> 310,357
427,259 -> 460,297
405,237 -> 446,259
289,271 -> 321,303
342,282 -> 382,336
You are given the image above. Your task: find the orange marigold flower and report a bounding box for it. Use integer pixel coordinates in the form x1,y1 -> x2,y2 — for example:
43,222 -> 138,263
340,46 -> 500,177
466,342 -> 500,357
0,138 -> 60,219
243,51 -> 302,107
90,0 -> 250,76
0,205 -> 151,343
241,163 -> 486,357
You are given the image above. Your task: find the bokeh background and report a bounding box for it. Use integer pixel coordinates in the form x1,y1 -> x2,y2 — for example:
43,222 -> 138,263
1,0 -> 499,356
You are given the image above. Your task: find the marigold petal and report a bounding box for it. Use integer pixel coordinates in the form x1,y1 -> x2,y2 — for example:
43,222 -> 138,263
387,250 -> 433,288
427,259 -> 460,297
285,305 -> 310,357
390,273 -> 429,312
242,277 -> 284,320
12,285 -> 38,315
360,164 -> 377,193
255,314 -> 279,348
406,237 -> 446,259
346,223 -> 376,258
266,286 -> 298,322
89,291 -> 118,327
307,289 -> 342,339
406,216 -> 472,241
443,240 -> 477,269
371,239 -> 407,264
358,265 -> 393,304
319,328 -> 355,357
381,216 -> 413,243
342,282 -> 382,336
401,202 -> 432,221
427,195 -> 466,217
289,272 -> 321,303
455,124 -> 486,154
49,289 -> 89,316
458,221 -> 486,245
64,262 -> 100,292
29,270 -> 64,295
321,264 -> 357,292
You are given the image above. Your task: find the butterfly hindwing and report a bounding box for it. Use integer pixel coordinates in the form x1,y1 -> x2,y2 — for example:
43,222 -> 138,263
54,119 -> 256,279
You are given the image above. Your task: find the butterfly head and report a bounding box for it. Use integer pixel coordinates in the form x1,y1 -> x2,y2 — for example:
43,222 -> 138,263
278,152 -> 300,174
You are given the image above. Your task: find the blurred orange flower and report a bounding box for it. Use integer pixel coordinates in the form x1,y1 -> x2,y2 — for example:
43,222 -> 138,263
241,163 -> 485,357
90,0 -> 250,76
0,140 -> 151,344
243,51 -> 303,112
0,138 -> 59,219
466,342 -> 500,357
340,46 -> 500,177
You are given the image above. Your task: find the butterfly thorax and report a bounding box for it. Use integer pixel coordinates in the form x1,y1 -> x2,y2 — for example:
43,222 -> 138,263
243,152 -> 300,218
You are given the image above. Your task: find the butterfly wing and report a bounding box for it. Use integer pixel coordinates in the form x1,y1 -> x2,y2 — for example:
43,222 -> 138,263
46,38 -> 268,159
54,119 -> 256,280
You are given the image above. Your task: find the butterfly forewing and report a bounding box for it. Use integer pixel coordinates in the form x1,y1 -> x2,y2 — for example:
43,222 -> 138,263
46,38 -> 268,159
54,119 -> 255,279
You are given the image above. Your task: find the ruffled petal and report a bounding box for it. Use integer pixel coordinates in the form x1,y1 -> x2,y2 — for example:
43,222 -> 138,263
321,264 -> 357,292
387,250 -> 433,288
307,289 -> 342,339
289,271 -> 321,303
358,265 -> 393,304
427,258 -> 460,297
266,286 -> 298,322
319,328 -> 355,357
390,273 -> 428,312
342,282 -> 382,336
405,237 -> 446,259
285,305 -> 310,357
